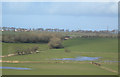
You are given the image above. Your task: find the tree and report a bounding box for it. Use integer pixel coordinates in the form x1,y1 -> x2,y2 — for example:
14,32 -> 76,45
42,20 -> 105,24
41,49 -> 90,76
48,37 -> 63,49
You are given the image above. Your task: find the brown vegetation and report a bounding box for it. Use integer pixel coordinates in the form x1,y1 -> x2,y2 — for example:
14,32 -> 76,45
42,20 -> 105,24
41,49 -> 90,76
15,46 -> 39,55
2,32 -> 63,43
91,61 -> 101,66
48,37 -> 64,49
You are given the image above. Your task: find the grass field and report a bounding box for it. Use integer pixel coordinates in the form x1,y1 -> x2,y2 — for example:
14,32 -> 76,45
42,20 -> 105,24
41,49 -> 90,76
2,38 -> 118,75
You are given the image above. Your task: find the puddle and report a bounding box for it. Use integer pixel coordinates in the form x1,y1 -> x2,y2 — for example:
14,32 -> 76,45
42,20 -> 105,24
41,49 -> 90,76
0,67 -> 31,70
53,56 -> 101,61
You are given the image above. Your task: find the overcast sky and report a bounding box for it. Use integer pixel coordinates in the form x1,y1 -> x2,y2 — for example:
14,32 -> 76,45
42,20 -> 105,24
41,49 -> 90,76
2,2 -> 118,30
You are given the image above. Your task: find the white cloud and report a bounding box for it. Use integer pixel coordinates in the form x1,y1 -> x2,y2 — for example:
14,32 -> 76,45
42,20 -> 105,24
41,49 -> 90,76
2,2 -> 33,12
2,1 -> 118,16
1,0 -> 119,2
47,2 -> 118,16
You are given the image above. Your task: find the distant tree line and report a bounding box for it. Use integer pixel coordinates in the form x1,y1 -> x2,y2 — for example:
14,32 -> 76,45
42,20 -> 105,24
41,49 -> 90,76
2,31 -> 64,49
2,32 -> 63,43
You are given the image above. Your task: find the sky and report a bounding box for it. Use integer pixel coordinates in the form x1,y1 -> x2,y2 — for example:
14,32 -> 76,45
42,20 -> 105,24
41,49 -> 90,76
2,2 -> 118,31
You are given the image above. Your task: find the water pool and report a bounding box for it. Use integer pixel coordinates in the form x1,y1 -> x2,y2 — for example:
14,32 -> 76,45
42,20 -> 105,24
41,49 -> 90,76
53,56 -> 101,61
0,67 -> 31,70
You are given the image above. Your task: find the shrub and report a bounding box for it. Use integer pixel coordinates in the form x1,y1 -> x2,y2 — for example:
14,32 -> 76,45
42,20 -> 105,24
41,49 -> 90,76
64,48 -> 71,53
48,37 -> 64,49
15,46 -> 39,55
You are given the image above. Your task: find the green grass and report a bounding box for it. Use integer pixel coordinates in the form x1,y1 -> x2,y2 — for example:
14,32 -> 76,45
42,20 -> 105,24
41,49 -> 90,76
2,38 -> 118,75
2,63 -> 117,75
2,43 -> 48,55
63,38 -> 118,52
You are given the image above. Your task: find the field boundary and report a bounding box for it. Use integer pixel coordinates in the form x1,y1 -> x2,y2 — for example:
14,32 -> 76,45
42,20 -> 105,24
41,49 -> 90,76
90,62 -> 118,74
1,60 -> 87,64
2,60 -> 118,74
100,66 -> 118,74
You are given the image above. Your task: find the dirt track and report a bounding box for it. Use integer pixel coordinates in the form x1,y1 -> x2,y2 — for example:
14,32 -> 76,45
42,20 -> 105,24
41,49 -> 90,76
100,66 -> 118,74
0,60 -> 87,64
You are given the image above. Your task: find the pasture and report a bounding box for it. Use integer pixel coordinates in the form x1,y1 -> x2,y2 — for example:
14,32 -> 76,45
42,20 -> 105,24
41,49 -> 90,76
2,38 -> 118,75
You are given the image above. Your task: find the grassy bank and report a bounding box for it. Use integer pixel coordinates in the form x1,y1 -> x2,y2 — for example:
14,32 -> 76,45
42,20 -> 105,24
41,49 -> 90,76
2,38 -> 118,75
